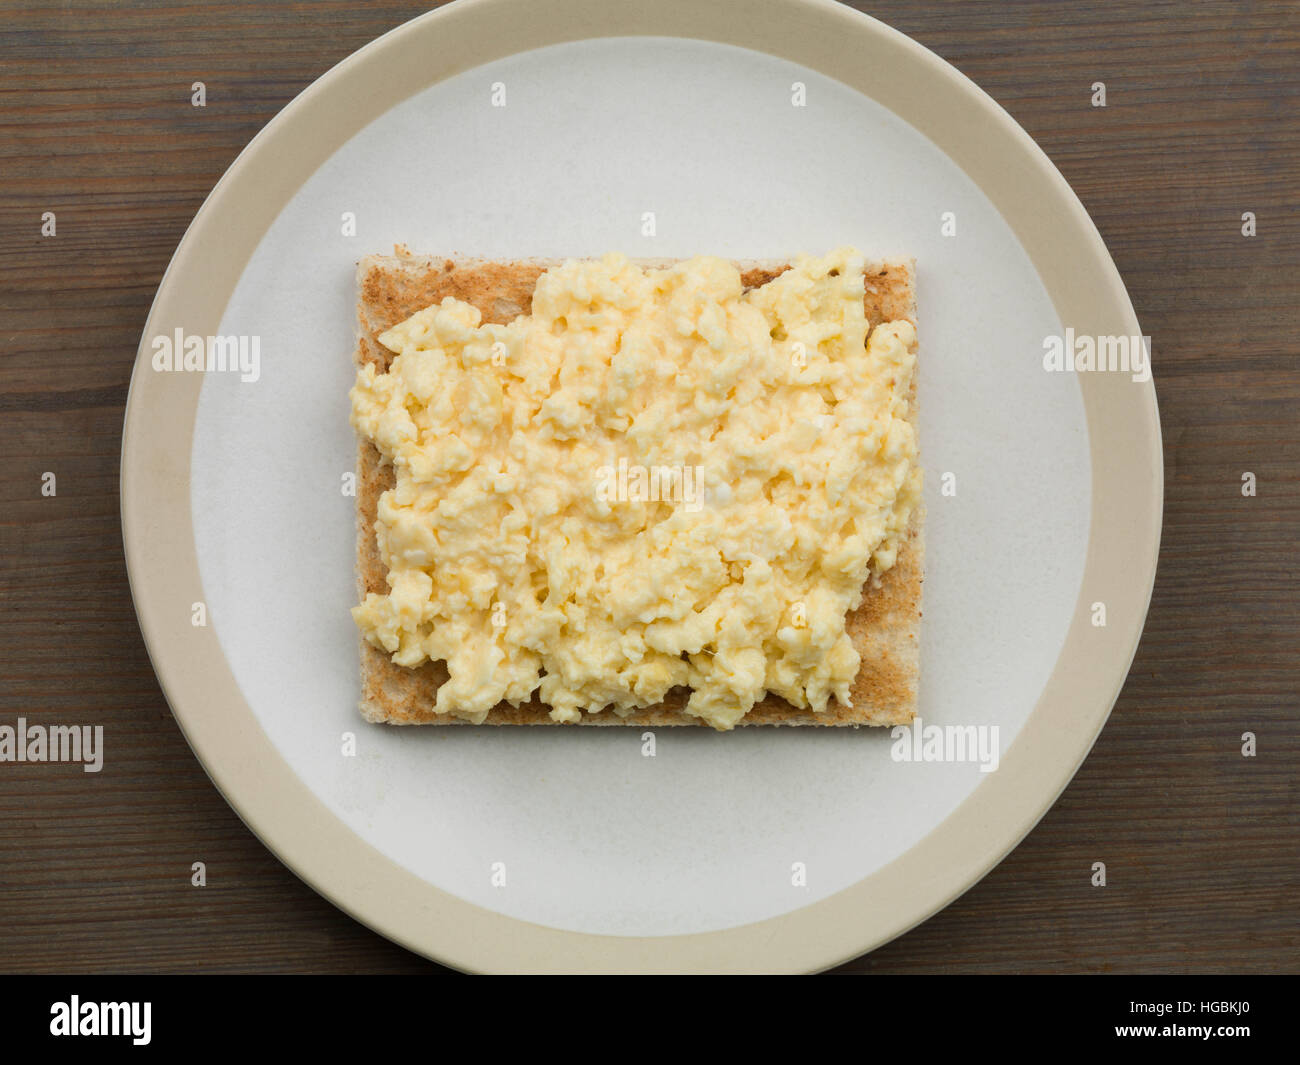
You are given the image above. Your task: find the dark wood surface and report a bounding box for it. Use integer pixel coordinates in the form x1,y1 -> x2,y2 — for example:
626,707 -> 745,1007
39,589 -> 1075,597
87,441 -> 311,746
1,0 -> 1296,974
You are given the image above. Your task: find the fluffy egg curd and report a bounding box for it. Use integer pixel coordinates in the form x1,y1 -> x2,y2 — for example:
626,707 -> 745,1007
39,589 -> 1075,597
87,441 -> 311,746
349,248 -> 920,730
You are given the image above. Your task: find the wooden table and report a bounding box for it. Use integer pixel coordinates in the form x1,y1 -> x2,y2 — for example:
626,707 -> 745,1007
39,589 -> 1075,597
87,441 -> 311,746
1,0 -> 1295,974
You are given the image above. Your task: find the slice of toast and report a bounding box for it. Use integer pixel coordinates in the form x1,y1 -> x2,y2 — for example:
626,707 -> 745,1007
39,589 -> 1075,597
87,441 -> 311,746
354,251 -> 923,726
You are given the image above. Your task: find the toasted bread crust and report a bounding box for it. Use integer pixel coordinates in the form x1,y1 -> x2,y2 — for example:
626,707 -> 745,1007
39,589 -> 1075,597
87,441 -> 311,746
354,252 -> 922,726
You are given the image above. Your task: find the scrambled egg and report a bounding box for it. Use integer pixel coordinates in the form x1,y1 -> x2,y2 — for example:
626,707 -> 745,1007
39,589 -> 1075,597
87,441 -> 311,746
350,247 -> 920,730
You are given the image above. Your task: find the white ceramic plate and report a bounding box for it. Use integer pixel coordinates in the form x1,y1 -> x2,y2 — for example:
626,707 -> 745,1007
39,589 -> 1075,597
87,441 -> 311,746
122,0 -> 1161,972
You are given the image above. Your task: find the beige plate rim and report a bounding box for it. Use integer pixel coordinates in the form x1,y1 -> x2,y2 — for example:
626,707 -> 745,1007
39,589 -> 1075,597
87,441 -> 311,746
120,0 -> 1163,973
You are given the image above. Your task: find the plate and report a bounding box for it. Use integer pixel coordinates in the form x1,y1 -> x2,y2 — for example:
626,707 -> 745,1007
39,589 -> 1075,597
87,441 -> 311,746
121,0 -> 1162,972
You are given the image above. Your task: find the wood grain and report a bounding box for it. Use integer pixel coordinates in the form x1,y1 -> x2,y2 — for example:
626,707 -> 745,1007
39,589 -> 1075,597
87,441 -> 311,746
0,0 -> 1296,974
